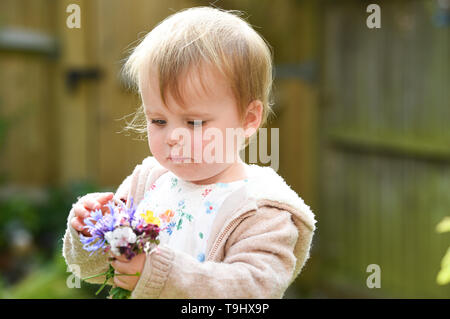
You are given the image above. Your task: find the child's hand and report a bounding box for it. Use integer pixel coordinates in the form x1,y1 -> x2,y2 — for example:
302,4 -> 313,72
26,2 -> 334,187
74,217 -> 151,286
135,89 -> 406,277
110,253 -> 146,291
70,192 -> 115,237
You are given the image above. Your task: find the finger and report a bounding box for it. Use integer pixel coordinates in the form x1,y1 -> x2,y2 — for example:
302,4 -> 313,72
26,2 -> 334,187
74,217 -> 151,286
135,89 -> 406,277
100,204 -> 114,215
94,193 -> 115,215
73,203 -> 90,219
115,254 -> 130,263
71,218 -> 90,236
111,259 -> 130,274
111,260 -> 122,273
115,269 -> 136,291
95,192 -> 114,204
112,197 -> 125,205
110,259 -> 125,272
114,275 -> 130,291
84,198 -> 101,211
70,217 -> 83,231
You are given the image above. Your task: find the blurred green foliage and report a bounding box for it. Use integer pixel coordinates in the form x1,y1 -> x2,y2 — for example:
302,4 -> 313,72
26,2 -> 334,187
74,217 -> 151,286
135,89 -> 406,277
0,182 -> 99,254
436,217 -> 450,285
0,110 -> 7,149
0,252 -> 108,298
0,95 -> 110,298
0,181 -> 111,298
0,97 -> 9,185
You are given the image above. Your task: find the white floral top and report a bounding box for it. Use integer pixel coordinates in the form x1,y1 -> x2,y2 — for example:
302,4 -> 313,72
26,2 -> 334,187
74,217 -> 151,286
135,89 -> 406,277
135,171 -> 248,262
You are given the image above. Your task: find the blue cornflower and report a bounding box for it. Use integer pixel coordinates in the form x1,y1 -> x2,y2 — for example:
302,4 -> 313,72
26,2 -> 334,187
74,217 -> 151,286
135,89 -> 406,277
80,203 -> 118,255
79,198 -> 141,256
124,198 -> 139,226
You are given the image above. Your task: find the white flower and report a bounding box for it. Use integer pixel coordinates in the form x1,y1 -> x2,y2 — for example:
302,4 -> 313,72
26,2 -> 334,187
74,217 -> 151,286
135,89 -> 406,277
104,227 -> 137,256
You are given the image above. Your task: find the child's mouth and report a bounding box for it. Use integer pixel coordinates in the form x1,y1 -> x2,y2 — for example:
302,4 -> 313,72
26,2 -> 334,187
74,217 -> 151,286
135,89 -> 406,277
168,156 -> 191,163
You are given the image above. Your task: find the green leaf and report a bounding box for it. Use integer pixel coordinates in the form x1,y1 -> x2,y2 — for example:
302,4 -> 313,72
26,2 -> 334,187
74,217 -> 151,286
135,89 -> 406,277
437,247 -> 450,285
436,217 -> 450,233
109,287 -> 131,299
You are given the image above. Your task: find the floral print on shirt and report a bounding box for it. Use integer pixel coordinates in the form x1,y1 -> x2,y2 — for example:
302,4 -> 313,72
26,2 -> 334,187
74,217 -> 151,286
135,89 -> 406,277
201,188 -> 213,198
197,252 -> 206,262
137,173 -> 247,264
175,199 -> 193,231
204,201 -> 216,214
160,209 -> 175,223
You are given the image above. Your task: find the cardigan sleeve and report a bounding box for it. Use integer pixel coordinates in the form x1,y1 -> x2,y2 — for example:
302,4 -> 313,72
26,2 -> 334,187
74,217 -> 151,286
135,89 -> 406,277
62,174 -> 133,284
131,205 -> 300,299
62,160 -> 144,284
62,156 -> 161,284
62,203 -> 111,285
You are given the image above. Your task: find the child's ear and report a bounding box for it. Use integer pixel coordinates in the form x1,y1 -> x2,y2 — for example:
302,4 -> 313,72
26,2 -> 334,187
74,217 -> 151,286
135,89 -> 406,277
243,100 -> 263,138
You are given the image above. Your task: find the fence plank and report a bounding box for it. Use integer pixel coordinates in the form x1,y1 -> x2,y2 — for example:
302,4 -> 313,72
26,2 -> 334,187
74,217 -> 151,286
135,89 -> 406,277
321,0 -> 450,297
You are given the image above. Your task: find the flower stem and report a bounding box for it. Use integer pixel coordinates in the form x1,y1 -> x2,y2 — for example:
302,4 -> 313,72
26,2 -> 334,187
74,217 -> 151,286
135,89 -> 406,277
114,272 -> 140,277
82,271 -> 109,281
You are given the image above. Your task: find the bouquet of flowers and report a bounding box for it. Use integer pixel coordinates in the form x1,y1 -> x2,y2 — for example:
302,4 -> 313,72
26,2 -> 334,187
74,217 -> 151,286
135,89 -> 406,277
79,198 -> 160,299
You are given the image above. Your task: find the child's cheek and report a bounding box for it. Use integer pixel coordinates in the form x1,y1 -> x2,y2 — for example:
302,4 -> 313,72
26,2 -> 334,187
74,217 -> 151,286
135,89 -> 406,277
201,129 -> 225,163
191,129 -> 204,161
147,128 -> 163,155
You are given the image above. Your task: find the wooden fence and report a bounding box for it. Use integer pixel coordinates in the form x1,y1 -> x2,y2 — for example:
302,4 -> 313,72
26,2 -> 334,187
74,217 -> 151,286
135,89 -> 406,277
319,0 -> 450,297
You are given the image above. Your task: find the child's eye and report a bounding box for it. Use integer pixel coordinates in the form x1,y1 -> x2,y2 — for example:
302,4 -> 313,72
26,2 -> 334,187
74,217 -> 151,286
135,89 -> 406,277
150,119 -> 166,126
187,120 -> 205,127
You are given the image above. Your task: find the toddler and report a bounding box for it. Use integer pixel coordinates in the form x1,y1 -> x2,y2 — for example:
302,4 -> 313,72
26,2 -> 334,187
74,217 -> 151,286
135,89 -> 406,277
63,6 -> 316,298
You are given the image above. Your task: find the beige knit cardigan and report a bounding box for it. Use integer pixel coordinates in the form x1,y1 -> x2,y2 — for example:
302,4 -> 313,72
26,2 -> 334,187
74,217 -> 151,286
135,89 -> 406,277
63,156 -> 317,298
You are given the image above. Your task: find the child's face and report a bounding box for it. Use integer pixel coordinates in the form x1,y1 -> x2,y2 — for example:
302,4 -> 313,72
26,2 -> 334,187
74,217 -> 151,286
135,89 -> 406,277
140,64 -> 247,184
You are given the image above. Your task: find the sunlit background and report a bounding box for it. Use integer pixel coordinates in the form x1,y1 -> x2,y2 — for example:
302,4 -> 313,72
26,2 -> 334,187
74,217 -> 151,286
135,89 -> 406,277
0,0 -> 449,298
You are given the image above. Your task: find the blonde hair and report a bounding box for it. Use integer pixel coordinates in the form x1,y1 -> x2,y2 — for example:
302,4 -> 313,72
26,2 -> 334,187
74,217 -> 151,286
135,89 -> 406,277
121,6 -> 274,140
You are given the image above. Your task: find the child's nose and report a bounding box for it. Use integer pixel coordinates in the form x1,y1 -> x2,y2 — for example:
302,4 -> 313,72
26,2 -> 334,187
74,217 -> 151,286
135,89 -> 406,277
165,129 -> 184,147
166,138 -> 178,147
166,135 -> 178,147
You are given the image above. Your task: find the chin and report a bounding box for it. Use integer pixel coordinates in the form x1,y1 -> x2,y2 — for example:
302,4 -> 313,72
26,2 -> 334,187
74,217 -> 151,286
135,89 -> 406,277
170,163 -> 226,184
